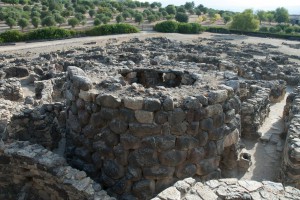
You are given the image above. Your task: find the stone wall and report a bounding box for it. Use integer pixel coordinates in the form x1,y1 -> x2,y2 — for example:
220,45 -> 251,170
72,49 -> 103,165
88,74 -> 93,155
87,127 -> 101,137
152,177 -> 300,200
6,103 -> 65,150
281,86 -> 300,189
0,141 -> 113,200
65,66 -> 241,199
237,80 -> 286,139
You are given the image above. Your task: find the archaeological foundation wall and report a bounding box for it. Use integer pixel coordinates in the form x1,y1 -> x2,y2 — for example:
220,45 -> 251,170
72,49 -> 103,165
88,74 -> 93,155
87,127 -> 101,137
65,66 -> 242,199
5,103 -> 65,150
0,141 -> 113,200
281,86 -> 300,189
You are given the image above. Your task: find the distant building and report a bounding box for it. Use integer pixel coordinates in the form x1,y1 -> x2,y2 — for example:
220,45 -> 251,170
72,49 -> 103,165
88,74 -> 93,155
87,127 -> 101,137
290,15 -> 300,25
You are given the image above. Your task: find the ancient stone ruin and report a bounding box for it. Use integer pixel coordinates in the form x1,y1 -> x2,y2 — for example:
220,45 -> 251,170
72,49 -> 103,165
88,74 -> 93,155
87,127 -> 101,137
0,36 -> 300,199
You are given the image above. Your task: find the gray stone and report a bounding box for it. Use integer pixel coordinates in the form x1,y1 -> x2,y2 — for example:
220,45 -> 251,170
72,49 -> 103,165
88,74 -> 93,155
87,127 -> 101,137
72,75 -> 93,91
109,119 -> 128,134
159,150 -> 187,166
157,186 -> 180,200
124,97 -> 144,110
144,98 -> 161,111
120,134 -> 141,150
143,166 -> 175,179
96,94 -> 121,108
176,163 -> 197,179
135,110 -> 154,124
129,123 -> 161,137
176,135 -> 198,150
208,90 -> 228,104
163,97 -> 174,111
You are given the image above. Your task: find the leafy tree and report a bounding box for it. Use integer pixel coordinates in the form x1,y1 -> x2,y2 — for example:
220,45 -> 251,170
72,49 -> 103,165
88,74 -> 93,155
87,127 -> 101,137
223,15 -> 231,24
162,11 -> 168,17
195,9 -> 201,17
274,7 -> 289,24
18,18 -> 29,31
102,16 -> 110,24
23,5 -> 30,11
19,0 -> 28,5
175,12 -> 188,23
188,9 -> 194,15
41,16 -> 56,26
177,7 -> 186,13
184,2 -> 195,10
75,13 -> 85,21
68,18 -> 79,28
31,11 -> 41,18
54,14 -> 65,26
230,9 -> 259,31
166,5 -> 176,15
2,0 -> 19,5
94,18 -> 101,26
134,13 -> 143,25
256,10 -> 266,24
166,15 -> 175,20
211,13 -> 221,23
31,16 -> 40,28
266,12 -> 274,25
122,11 -> 131,20
89,9 -> 96,18
5,17 -> 16,28
116,15 -> 124,23
147,15 -> 156,23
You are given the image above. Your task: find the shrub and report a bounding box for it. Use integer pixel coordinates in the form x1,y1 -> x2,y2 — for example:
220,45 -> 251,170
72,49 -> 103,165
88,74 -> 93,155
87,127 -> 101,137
175,12 -> 189,23
154,21 -> 204,34
0,37 -> 4,44
269,26 -> 281,33
86,24 -> 139,36
0,30 -> 24,42
154,20 -> 178,32
26,27 -> 74,41
259,27 -> 269,32
178,23 -> 192,33
285,27 -> 294,34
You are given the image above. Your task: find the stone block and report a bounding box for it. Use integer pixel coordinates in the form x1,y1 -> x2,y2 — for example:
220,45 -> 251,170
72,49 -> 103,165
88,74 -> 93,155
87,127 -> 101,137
207,90 -> 228,104
132,179 -> 155,200
135,110 -> 154,124
129,123 -> 161,137
157,186 -> 181,200
159,150 -> 187,166
143,166 -> 175,179
103,159 -> 125,179
163,97 -> 174,111
124,97 -> 144,110
200,118 -> 213,131
120,134 -> 141,150
188,147 -> 205,164
176,136 -> 198,150
96,94 -> 121,108
109,119 -> 128,134
184,96 -> 201,109
128,148 -> 158,167
205,104 -> 223,118
176,163 -> 197,179
144,98 -> 161,111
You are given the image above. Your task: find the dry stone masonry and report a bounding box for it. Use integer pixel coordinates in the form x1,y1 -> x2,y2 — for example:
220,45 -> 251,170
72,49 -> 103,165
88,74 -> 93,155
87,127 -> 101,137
65,66 -> 241,199
0,36 -> 300,199
282,86 -> 300,189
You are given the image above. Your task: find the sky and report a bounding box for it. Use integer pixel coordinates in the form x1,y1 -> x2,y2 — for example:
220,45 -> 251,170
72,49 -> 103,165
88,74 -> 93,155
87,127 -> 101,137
141,0 -> 300,14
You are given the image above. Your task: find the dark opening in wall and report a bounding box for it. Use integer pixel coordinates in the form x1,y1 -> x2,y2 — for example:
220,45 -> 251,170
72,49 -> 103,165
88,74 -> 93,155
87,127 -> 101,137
121,69 -> 196,88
